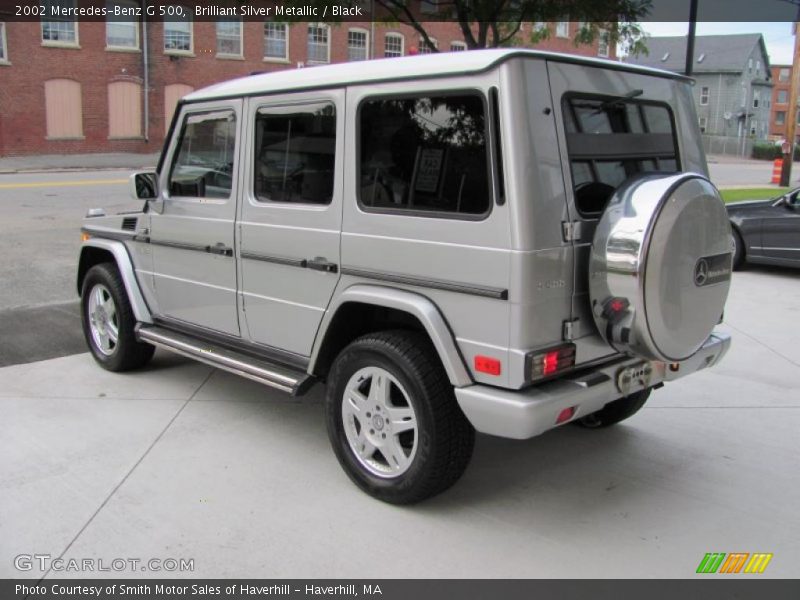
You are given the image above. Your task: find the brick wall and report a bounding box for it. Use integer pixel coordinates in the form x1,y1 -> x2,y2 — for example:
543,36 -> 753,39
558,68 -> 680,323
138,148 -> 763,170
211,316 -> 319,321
0,20 -> 614,156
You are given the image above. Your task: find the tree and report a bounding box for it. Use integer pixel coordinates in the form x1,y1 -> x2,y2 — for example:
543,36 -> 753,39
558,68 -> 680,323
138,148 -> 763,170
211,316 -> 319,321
372,0 -> 651,56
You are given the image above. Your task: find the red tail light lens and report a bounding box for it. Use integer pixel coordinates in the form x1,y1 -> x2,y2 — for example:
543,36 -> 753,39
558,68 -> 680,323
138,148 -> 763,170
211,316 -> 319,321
528,344 -> 576,381
556,406 -> 576,424
474,355 -> 502,376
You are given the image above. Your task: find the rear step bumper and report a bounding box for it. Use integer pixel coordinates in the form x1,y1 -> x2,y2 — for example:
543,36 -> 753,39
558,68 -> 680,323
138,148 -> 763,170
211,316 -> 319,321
455,330 -> 731,440
135,325 -> 315,396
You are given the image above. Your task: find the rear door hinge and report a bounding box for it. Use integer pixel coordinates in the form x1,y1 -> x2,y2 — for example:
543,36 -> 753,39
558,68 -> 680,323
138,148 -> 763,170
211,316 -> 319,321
562,318 -> 579,341
562,221 -> 582,242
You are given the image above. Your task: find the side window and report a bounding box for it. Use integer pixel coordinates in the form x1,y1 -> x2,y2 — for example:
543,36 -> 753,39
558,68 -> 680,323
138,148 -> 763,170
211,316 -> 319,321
562,95 -> 680,216
359,93 -> 491,217
169,110 -> 236,199
254,102 -> 336,205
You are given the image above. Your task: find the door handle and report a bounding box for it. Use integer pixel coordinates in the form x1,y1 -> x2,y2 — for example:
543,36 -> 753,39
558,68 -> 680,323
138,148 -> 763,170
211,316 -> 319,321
207,242 -> 233,257
306,256 -> 338,273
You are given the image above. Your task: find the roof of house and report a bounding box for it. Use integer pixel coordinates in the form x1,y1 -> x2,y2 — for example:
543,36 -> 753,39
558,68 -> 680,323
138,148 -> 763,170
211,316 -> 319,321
184,48 -> 688,103
625,34 -> 770,75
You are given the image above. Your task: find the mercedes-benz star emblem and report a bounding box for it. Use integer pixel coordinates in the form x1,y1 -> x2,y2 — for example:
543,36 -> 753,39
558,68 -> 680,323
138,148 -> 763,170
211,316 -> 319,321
694,258 -> 709,287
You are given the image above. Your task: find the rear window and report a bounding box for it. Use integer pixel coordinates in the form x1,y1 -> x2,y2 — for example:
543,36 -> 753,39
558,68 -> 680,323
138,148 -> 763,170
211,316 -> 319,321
358,93 -> 491,218
562,94 -> 680,215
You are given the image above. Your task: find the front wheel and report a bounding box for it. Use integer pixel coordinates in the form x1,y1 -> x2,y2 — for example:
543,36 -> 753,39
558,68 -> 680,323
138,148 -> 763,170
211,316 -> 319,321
81,263 -> 154,371
731,229 -> 745,270
325,330 -> 474,504
575,389 -> 651,429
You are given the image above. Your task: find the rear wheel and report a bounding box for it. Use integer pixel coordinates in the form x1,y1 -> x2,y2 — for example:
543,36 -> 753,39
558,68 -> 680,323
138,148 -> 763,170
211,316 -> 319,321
325,330 -> 474,504
575,389 -> 651,429
81,263 -> 154,371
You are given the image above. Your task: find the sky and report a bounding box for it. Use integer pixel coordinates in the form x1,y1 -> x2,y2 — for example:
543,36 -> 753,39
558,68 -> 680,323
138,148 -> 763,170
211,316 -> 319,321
640,22 -> 796,65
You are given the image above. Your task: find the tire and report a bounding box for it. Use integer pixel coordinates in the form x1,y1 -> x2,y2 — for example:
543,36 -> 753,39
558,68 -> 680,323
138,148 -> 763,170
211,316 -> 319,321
575,389 -> 651,429
731,229 -> 745,270
325,330 -> 475,504
80,262 -> 155,371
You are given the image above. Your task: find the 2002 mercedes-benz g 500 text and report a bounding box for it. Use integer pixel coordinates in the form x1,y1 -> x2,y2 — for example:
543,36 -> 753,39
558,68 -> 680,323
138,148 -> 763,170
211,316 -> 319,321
78,49 -> 732,504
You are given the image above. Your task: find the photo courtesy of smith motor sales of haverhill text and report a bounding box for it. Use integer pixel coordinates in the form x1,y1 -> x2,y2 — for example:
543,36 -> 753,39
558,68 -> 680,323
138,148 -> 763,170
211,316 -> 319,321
0,0 -> 799,598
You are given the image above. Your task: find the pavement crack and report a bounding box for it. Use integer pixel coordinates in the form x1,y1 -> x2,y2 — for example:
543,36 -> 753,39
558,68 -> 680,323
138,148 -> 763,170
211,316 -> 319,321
724,322 -> 800,369
36,369 -> 215,583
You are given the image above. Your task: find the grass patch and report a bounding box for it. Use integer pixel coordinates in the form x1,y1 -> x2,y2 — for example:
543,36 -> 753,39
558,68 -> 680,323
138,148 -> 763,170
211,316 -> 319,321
720,187 -> 788,204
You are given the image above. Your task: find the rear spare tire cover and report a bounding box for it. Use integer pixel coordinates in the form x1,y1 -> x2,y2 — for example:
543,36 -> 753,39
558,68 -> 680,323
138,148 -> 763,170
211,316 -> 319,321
589,172 -> 732,362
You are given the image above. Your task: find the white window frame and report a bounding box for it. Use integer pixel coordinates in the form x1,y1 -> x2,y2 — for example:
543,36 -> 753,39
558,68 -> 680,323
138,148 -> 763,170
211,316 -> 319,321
264,22 -> 289,62
555,21 -> 569,38
777,89 -> 788,104
753,90 -> 760,109
418,36 -> 437,54
450,40 -> 467,52
700,86 -> 709,106
776,111 -> 786,125
216,18 -> 243,59
384,32 -> 404,58
597,29 -> 609,57
779,68 -> 790,82
307,23 -> 330,64
105,0 -> 139,52
698,116 -> 707,133
41,0 -> 79,48
748,58 -> 753,73
347,27 -> 369,62
0,22 -> 9,64
163,11 -> 193,56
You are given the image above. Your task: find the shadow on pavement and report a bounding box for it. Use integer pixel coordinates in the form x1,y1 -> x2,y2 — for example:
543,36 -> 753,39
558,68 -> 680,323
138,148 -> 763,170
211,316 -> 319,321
0,301 -> 85,367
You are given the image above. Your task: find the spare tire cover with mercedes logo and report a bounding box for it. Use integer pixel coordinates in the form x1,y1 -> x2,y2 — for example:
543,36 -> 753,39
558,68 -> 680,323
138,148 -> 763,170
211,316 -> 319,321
589,172 -> 732,362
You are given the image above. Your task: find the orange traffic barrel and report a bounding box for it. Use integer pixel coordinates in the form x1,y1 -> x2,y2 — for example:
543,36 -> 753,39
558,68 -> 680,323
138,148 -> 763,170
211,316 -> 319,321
772,158 -> 783,184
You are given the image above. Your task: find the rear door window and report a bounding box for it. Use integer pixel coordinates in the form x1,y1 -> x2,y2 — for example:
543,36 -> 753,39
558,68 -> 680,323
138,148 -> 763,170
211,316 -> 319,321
562,94 -> 680,216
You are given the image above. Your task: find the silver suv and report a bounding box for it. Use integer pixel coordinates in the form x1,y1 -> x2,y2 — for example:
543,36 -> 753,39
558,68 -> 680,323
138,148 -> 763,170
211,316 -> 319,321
77,49 -> 732,504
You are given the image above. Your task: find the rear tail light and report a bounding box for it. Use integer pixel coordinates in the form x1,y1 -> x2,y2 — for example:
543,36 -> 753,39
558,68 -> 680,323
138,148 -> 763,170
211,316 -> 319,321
556,406 -> 576,425
528,344 -> 576,381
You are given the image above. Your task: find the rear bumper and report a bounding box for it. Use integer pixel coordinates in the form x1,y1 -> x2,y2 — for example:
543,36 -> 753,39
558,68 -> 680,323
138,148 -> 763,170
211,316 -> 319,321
454,330 -> 731,440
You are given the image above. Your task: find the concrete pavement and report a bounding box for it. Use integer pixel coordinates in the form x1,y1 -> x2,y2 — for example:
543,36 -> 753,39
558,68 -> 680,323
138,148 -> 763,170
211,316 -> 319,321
1,268 -> 798,579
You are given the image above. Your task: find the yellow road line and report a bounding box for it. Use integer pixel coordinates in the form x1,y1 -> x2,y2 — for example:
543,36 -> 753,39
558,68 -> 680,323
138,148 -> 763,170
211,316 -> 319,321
0,178 -> 128,190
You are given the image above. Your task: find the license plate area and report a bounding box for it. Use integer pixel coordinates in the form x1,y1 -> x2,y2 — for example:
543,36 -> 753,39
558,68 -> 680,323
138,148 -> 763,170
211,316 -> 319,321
616,362 -> 653,396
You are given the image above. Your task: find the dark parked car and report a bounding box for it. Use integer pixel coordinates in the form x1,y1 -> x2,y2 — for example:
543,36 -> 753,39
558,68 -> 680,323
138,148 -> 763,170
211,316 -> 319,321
727,188 -> 800,269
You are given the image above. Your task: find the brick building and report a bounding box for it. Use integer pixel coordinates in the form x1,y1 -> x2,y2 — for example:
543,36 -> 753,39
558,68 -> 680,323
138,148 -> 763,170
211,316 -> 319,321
0,11 -> 614,157
769,64 -> 794,140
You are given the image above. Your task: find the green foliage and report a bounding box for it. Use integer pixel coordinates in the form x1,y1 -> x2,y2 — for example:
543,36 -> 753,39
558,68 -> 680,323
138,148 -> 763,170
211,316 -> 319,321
751,142 -> 800,161
720,187 -> 788,203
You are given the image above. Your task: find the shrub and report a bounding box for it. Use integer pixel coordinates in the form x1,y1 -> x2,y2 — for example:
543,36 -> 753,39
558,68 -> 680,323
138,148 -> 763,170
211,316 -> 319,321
751,141 -> 800,161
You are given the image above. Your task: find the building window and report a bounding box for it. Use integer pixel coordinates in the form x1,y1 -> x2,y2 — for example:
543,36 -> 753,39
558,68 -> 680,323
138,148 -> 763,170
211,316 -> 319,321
776,111 -> 786,125
264,23 -> 288,61
384,33 -> 404,58
750,120 -> 757,136
164,12 -> 192,54
44,79 -> 82,139
777,89 -> 788,104
753,90 -> 760,108
779,68 -> 790,82
700,86 -> 709,106
164,83 -> 194,134
41,0 -> 78,46
254,102 -> 337,205
107,81 -> 142,138
169,111 -> 237,199
748,58 -> 753,73
698,117 -> 707,133
307,24 -> 330,63
756,60 -> 760,73
0,22 -> 8,63
216,19 -> 242,57
420,0 -> 438,13
347,29 -> 368,61
359,94 -> 491,217
418,37 -> 437,54
556,22 -> 569,38
106,1 -> 139,50
450,41 -> 467,52
597,29 -> 609,57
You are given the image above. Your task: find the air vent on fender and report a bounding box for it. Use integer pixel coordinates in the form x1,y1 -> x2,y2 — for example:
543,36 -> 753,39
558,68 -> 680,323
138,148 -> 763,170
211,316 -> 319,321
121,217 -> 138,231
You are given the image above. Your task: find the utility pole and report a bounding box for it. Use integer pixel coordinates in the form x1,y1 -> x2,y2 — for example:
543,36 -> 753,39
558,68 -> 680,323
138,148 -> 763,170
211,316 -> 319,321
780,20 -> 800,186
685,0 -> 699,76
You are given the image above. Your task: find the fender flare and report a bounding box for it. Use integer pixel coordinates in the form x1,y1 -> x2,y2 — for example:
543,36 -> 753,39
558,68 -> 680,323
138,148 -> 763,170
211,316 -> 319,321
310,284 -> 472,387
78,238 -> 153,324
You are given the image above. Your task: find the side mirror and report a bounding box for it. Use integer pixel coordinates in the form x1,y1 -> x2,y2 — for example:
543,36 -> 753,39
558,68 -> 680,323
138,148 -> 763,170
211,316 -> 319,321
130,171 -> 159,200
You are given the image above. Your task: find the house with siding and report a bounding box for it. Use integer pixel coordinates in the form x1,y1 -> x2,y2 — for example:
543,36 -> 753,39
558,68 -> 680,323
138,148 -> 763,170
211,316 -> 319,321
626,34 -> 772,141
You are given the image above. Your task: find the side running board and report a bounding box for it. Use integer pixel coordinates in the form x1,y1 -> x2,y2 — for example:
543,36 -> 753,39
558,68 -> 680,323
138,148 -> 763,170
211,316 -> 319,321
135,325 -> 315,396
